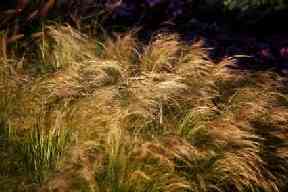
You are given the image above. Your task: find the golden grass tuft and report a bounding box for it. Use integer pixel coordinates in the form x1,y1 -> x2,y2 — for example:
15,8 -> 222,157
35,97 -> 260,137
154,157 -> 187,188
103,31 -> 138,76
140,33 -> 180,72
1,25 -> 288,192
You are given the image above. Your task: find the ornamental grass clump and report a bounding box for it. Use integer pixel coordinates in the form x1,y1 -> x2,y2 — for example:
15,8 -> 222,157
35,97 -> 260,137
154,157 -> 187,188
1,25 -> 288,191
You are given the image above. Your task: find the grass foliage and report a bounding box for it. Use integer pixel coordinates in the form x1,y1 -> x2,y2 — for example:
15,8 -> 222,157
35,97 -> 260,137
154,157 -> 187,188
1,25 -> 288,192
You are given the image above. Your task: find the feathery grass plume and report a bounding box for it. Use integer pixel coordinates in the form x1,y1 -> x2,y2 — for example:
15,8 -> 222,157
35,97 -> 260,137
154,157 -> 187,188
121,72 -> 193,135
250,107 -> 288,189
35,24 -> 97,73
215,71 -> 283,117
134,137 -> 224,192
93,126 -> 156,192
176,40 -> 214,81
176,101 -> 276,191
120,110 -> 159,136
176,39 -> 212,77
93,128 -> 192,192
45,59 -> 122,100
138,121 -> 277,192
0,66 -> 70,188
0,55 -> 33,190
68,87 -> 122,141
175,40 -> 219,108
177,106 -> 217,142
2,26 -> 288,192
140,33 -> 180,72
0,23 -> 103,186
102,31 -> 138,75
211,65 -> 288,191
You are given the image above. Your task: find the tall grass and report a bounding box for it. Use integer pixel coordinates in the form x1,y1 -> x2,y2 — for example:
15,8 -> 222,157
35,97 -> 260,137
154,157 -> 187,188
0,26 -> 74,189
1,25 -> 288,192
19,112 -> 70,183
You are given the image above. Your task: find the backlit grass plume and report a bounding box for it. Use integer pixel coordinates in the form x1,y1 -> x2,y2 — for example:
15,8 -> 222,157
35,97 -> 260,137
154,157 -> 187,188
1,25 -> 288,192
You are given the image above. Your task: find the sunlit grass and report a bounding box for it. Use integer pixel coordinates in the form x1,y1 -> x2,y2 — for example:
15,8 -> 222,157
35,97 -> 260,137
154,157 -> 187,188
19,112 -> 71,182
1,25 -> 288,192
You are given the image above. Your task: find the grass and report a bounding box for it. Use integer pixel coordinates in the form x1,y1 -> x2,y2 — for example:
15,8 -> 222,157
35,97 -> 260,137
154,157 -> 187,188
19,113 -> 70,183
0,25 -> 288,192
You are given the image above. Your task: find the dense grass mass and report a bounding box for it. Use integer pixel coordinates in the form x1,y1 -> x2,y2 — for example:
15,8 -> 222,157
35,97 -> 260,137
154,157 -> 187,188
1,25 -> 288,192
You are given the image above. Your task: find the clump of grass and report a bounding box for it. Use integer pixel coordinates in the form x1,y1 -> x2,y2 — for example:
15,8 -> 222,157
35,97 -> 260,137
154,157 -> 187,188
94,127 -> 138,191
93,126 -> 192,192
0,26 -> 85,188
2,25 -> 288,192
35,25 -> 97,73
103,31 -> 138,67
18,111 -> 71,183
140,33 -> 180,72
